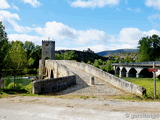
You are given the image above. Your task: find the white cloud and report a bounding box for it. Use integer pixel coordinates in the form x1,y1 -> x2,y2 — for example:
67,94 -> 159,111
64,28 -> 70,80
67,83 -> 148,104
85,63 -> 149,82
70,0 -> 120,8
8,34 -> 45,45
9,20 -> 33,33
0,0 -> 10,9
22,0 -> 41,8
35,21 -> 108,45
55,45 -> 108,53
0,10 -> 34,33
119,28 -> 142,44
0,10 -> 20,21
145,0 -> 160,10
143,29 -> 160,36
126,7 -> 141,13
118,28 -> 160,47
148,14 -> 160,28
148,14 -> 160,21
11,4 -> 20,11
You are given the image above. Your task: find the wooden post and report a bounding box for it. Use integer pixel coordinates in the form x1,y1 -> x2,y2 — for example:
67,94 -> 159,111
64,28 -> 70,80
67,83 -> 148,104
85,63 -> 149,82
153,63 -> 156,100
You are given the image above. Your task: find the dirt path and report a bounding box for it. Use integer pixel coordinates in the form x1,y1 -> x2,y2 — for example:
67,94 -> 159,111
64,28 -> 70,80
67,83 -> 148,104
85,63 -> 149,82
0,96 -> 160,120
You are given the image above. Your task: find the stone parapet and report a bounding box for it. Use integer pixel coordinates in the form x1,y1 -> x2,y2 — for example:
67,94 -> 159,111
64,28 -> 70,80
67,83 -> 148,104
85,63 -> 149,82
32,75 -> 76,94
58,60 -> 146,96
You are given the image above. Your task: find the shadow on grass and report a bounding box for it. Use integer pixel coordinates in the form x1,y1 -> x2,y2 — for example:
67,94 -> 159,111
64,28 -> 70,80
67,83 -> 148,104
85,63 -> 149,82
3,89 -> 28,94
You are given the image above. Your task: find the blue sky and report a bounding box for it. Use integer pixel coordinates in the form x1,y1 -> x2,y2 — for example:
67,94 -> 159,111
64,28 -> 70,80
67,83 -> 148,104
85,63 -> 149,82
1,0 -> 160,52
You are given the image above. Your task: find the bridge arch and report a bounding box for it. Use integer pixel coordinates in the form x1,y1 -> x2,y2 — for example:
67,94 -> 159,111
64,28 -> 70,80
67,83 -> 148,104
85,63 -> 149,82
120,67 -> 127,77
50,69 -> 54,78
115,66 -> 120,76
128,68 -> 137,77
139,68 -> 153,78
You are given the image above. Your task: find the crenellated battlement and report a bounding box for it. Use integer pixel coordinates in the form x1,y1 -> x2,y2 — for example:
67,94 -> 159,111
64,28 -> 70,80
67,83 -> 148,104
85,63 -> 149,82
42,40 -> 55,43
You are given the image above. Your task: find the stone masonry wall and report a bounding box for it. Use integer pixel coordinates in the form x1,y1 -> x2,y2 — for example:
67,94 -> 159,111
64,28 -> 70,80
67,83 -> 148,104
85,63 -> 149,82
58,60 -> 146,96
33,75 -> 76,94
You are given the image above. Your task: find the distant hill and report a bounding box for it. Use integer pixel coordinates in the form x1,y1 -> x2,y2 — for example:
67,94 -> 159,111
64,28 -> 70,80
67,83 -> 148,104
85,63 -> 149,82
96,49 -> 138,56
55,50 -> 107,62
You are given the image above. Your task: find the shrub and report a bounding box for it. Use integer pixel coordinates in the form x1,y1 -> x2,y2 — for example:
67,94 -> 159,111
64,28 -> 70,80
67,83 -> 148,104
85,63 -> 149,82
7,83 -> 15,89
15,84 -> 23,90
25,82 -> 33,94
7,83 -> 23,90
4,77 -> 12,87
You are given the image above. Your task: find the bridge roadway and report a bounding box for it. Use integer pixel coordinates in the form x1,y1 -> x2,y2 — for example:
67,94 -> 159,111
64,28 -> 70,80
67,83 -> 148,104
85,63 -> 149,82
55,65 -> 127,96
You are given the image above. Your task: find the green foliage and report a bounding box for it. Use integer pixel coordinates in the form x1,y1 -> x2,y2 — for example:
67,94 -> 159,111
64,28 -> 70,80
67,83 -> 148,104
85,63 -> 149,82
15,84 -> 23,90
105,60 -> 113,72
23,68 -> 37,75
6,41 -> 28,72
25,82 -> 33,94
87,61 -> 92,64
4,77 -> 12,87
0,22 -> 9,74
55,53 -> 62,60
93,59 -> 103,67
100,60 -> 114,72
123,56 -> 134,63
7,83 -> 15,89
56,51 -> 78,60
137,34 -> 160,62
5,41 -> 28,85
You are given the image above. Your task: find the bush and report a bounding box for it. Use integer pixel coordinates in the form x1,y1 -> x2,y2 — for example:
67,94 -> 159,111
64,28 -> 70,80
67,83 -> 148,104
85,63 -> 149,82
7,83 -> 15,89
4,77 -> 12,87
7,83 -> 23,90
15,84 -> 23,90
25,82 -> 33,94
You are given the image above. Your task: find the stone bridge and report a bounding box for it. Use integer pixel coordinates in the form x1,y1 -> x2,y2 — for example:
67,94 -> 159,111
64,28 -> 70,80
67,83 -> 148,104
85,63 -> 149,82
112,61 -> 160,78
33,60 -> 146,96
32,40 -> 146,96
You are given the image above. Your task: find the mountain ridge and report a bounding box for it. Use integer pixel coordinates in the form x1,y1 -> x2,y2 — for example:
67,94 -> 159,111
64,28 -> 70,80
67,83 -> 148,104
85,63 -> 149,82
96,49 -> 138,56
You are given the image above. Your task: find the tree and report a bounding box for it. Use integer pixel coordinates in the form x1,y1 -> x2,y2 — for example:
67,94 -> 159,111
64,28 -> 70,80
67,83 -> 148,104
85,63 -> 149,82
6,41 -> 27,88
137,35 -> 160,62
150,35 -> 160,60
55,53 -> 62,60
24,41 -> 36,70
32,45 -> 41,68
0,22 -> 9,77
123,56 -> 134,63
105,60 -> 113,72
93,59 -> 103,67
63,51 -> 78,60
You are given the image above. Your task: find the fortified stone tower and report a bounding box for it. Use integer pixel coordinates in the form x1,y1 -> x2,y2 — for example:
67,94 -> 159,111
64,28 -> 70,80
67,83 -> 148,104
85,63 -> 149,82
42,40 -> 55,60
39,40 -> 55,79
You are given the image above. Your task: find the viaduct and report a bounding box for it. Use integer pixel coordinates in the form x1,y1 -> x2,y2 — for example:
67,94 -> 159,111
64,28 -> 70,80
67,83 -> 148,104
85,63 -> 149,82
112,62 -> 160,78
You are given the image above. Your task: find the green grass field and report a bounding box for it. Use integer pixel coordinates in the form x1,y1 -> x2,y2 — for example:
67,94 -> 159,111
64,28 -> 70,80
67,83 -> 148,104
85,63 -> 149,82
123,77 -> 160,99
